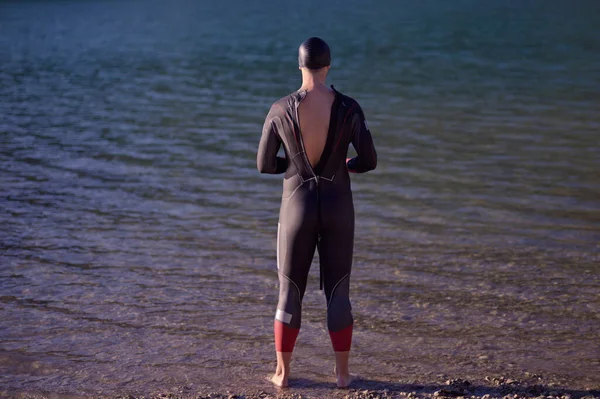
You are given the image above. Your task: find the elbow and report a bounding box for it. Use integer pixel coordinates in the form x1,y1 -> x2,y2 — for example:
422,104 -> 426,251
258,156 -> 286,174
370,149 -> 378,171
257,162 -> 272,174
368,156 -> 377,172
362,163 -> 376,173
258,167 -> 275,174
363,153 -> 377,173
256,157 -> 266,173
348,154 -> 377,173
257,158 -> 275,174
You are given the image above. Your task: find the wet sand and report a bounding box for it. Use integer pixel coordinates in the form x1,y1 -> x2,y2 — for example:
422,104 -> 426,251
4,374 -> 599,399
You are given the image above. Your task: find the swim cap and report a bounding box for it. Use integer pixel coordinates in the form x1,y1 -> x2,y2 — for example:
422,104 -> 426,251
298,37 -> 331,70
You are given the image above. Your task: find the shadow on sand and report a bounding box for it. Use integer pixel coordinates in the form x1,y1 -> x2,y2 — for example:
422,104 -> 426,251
285,377 -> 600,399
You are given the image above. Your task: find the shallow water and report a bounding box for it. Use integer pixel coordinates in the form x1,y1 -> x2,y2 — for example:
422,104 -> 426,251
1,0 -> 599,397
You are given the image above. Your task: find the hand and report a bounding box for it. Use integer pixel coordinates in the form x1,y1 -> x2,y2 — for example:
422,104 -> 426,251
346,158 -> 357,173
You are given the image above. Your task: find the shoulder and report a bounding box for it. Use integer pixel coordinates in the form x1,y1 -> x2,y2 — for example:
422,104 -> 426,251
332,88 -> 363,114
268,93 -> 297,116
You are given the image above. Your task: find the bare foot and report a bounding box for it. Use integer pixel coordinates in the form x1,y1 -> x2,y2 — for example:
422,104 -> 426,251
336,373 -> 355,388
270,371 -> 289,388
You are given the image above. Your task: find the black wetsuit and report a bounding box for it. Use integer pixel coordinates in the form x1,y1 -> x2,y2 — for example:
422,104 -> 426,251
257,86 -> 377,352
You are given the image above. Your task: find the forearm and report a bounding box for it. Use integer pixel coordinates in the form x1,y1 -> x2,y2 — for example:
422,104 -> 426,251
346,151 -> 376,173
258,155 -> 287,174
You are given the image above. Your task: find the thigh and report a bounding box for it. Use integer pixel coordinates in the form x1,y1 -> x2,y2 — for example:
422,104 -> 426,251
318,197 -> 355,301
278,190 -> 319,299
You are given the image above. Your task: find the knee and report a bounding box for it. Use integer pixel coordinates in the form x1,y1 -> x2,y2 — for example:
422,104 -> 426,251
276,273 -> 302,329
327,275 -> 353,331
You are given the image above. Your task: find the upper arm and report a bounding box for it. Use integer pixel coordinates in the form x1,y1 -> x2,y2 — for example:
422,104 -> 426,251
349,103 -> 377,173
257,105 -> 287,174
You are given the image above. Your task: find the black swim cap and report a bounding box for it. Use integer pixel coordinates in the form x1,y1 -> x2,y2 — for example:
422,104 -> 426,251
298,37 -> 331,70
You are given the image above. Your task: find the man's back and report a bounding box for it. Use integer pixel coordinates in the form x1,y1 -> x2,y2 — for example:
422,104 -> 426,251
297,87 -> 335,168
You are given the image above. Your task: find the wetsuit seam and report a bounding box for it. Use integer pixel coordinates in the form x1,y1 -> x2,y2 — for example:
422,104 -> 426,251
282,179 -> 307,200
327,274 -> 349,309
276,222 -> 281,270
314,91 -> 340,175
280,272 -> 302,308
293,92 -> 321,297
294,96 -> 318,182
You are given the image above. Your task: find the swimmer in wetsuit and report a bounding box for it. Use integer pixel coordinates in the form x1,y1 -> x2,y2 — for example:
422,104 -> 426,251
257,37 -> 377,388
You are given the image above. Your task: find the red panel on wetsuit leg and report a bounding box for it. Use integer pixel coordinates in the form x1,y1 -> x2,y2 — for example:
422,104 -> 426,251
329,324 -> 353,352
274,320 -> 300,352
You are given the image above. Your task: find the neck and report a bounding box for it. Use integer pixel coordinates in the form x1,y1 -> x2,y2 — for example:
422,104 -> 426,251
299,69 -> 328,91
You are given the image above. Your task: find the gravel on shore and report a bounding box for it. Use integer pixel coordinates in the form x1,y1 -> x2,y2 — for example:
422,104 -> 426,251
4,375 -> 599,399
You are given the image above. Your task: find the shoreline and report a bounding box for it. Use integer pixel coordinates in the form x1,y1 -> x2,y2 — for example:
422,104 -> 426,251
4,375 -> 599,399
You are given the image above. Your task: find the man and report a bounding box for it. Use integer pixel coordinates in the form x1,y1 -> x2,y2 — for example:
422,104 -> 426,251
257,37 -> 377,388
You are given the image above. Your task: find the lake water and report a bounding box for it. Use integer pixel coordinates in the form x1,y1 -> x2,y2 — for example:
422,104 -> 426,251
1,0 -> 599,397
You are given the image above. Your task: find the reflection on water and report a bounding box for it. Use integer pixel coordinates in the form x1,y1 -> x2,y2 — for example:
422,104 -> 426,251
1,0 -> 599,396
